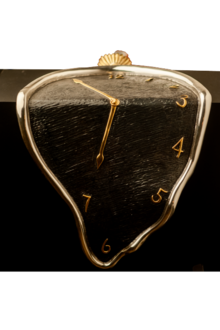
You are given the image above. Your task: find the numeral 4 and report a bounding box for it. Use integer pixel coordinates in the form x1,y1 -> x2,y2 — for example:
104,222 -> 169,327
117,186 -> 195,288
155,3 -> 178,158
172,137 -> 184,158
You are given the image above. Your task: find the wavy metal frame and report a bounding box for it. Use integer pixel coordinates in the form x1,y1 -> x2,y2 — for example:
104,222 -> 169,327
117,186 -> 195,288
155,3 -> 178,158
16,65 -> 212,269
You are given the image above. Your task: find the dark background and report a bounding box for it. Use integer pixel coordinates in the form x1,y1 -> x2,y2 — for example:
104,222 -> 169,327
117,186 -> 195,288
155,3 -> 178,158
0,69 -> 219,271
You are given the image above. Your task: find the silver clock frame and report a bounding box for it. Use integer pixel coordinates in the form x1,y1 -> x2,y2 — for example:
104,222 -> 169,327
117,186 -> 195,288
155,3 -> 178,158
16,65 -> 212,269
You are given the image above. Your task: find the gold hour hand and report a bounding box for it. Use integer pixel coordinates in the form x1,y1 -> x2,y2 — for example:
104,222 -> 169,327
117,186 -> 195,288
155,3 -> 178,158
73,79 -> 120,169
96,102 -> 119,169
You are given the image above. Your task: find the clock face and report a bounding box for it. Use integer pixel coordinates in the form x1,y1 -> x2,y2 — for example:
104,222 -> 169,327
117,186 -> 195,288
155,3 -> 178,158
17,64 -> 211,268
17,66 -> 211,268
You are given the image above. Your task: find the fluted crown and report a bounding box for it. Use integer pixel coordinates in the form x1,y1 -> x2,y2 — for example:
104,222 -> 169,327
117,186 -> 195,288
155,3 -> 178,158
98,51 -> 132,66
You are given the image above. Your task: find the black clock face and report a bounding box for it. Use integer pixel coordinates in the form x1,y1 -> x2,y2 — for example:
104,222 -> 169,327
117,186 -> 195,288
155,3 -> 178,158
28,73 -> 198,262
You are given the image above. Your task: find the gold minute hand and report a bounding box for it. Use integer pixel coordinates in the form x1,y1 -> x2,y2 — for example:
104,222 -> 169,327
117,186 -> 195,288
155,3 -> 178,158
73,79 -> 120,169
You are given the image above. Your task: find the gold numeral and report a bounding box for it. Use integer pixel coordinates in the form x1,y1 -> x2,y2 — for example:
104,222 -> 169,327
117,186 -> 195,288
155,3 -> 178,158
151,188 -> 168,203
109,73 -> 124,79
169,85 -> 179,89
83,194 -> 91,212
101,238 -> 111,254
116,74 -> 124,79
172,137 -> 184,158
176,95 -> 189,108
145,78 -> 153,82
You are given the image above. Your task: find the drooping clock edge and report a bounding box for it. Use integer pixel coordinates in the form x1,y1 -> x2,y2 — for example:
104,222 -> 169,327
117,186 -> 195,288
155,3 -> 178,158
16,65 -> 212,269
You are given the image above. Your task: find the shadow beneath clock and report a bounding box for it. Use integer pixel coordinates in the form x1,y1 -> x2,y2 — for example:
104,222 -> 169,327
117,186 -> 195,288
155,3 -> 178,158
0,102 -> 219,271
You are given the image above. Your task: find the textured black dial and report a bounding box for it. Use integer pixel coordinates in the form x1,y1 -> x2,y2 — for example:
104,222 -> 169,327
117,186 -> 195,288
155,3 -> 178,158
29,74 -> 198,261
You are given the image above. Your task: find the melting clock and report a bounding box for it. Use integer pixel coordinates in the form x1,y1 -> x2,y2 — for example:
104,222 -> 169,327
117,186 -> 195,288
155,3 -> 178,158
16,51 -> 212,268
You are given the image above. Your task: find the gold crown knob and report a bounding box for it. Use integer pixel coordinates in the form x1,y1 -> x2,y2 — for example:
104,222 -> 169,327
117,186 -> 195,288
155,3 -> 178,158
98,50 -> 132,66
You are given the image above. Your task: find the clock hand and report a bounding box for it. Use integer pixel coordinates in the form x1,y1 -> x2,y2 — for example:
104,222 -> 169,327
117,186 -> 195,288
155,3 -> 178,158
96,102 -> 118,169
73,79 -> 120,169
73,79 -> 119,105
